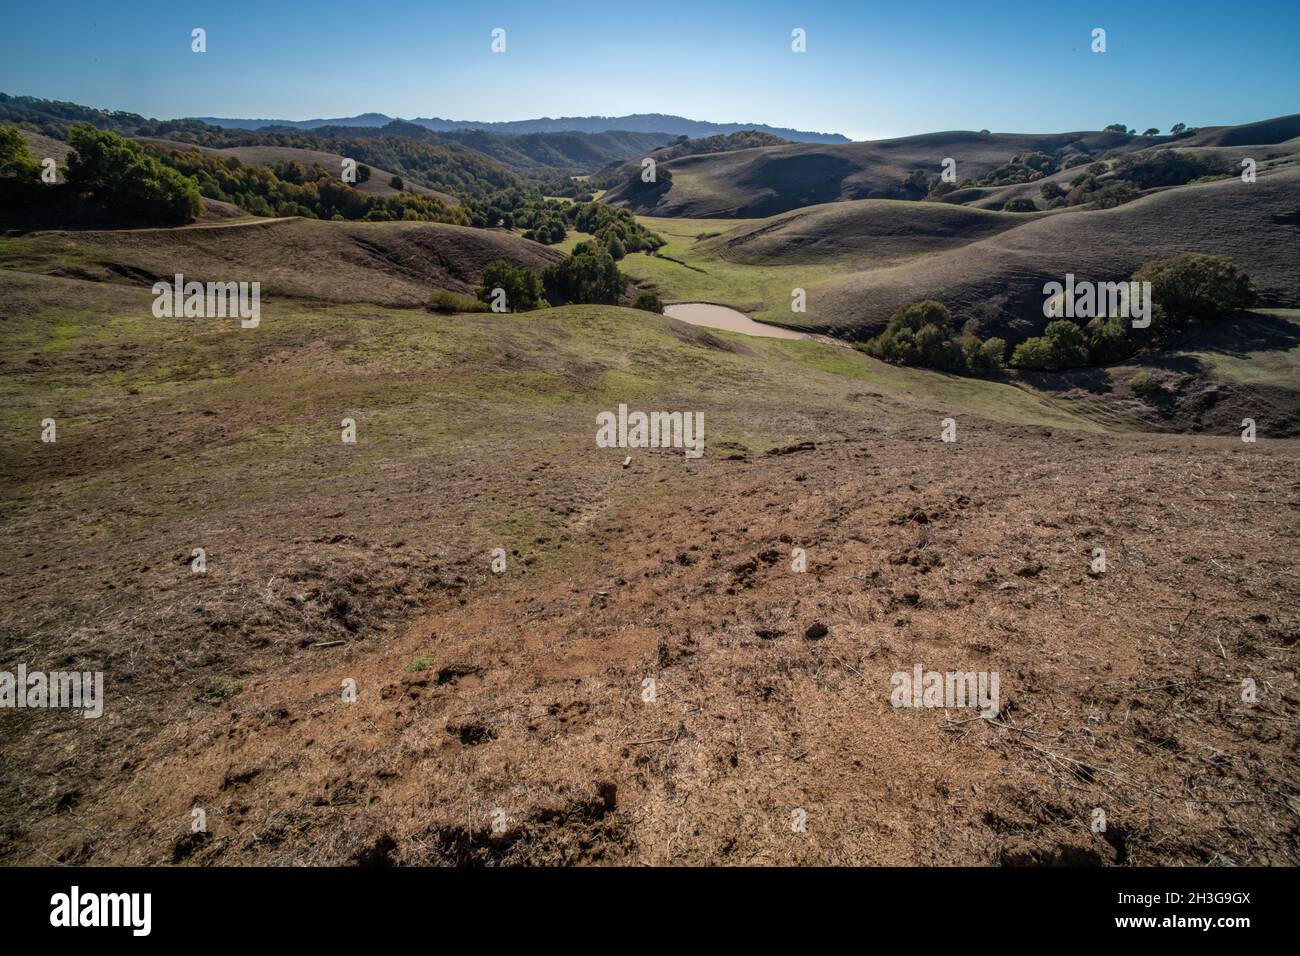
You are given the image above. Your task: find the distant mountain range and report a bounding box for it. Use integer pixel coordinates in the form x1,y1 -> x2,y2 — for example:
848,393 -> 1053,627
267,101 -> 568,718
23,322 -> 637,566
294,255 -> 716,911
192,112 -> 852,144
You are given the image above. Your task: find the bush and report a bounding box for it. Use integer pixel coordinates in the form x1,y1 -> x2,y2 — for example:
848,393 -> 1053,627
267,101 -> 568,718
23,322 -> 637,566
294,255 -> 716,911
1129,371 -> 1165,396
476,260 -> 542,312
1009,336 -> 1055,370
1003,196 -> 1037,212
1133,253 -> 1255,324
390,174 -> 403,190
864,301 -> 967,372
542,241 -> 624,305
427,289 -> 489,314
1043,320 -> 1090,368
64,123 -> 203,222
978,337 -> 1007,369
1088,181 -> 1140,208
633,291 -> 664,313
1116,150 -> 1231,189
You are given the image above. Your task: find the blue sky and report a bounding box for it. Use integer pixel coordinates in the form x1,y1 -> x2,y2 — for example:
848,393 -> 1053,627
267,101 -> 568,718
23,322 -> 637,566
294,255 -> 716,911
2,0 -> 1296,140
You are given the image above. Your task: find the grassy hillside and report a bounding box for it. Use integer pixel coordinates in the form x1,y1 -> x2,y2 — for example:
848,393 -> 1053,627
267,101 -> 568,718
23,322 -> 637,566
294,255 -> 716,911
603,128 -> 1148,217
3,219 -> 1297,866
812,165 -> 1300,338
132,138 -> 460,205
0,217 -> 564,305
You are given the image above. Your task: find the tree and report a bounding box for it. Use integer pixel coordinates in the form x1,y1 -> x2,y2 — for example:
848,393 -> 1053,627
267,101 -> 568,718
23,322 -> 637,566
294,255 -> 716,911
356,164 -> 371,183
1043,320 -> 1089,368
901,169 -> 929,198
1104,123 -> 1128,133
64,123 -> 202,222
1133,253 -> 1255,324
476,260 -> 542,311
1003,196 -> 1037,212
1170,122 -> 1187,136
0,125 -> 40,179
1088,181 -> 1140,208
633,291 -> 663,313
390,174 -> 403,190
978,337 -> 1007,369
1009,336 -> 1054,370
542,242 -> 624,305
1142,128 -> 1160,137
1039,181 -> 1067,201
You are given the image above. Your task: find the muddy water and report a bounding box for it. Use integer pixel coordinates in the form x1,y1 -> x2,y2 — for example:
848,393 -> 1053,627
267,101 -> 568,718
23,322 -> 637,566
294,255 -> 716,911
664,302 -> 808,340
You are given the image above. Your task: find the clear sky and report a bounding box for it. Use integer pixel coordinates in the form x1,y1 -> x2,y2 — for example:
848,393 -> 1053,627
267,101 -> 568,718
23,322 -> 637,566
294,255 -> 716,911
2,0 -> 1296,141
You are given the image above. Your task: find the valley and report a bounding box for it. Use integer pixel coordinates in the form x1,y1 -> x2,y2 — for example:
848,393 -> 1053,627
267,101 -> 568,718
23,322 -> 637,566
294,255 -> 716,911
1,88 -> 1298,869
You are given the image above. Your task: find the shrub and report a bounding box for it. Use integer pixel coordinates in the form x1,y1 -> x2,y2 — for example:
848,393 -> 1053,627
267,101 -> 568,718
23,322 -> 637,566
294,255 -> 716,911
476,260 -> 543,311
633,291 -> 664,313
1088,181 -> 1140,208
1043,320 -> 1090,368
1009,336 -> 1055,370
900,169 -> 929,197
865,301 -> 970,372
1039,181 -> 1067,201
1003,196 -> 1038,212
389,174 -> 403,189
1116,150 -> 1231,189
200,677 -> 243,703
1133,253 -> 1255,324
1129,371 -> 1165,395
427,290 -> 489,314
542,241 -> 624,305
978,337 -> 1007,369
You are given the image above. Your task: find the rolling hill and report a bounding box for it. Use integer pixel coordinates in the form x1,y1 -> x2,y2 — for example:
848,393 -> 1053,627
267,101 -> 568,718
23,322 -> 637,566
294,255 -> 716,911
0,217 -> 563,306
603,117 -> 1300,218
197,111 -> 851,143
806,164 -> 1300,340
2,210 -> 1297,866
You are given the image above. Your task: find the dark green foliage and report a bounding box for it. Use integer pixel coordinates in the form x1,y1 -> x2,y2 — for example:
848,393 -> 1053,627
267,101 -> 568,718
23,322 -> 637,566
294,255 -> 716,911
1011,255 -> 1254,371
156,146 -> 465,223
633,291 -> 664,313
542,241 -> 625,305
1114,150 -> 1232,189
861,300 -> 1003,374
977,151 -> 1056,186
1003,196 -> 1038,212
1134,253 -> 1255,324
477,260 -> 543,311
65,124 -> 202,222
1008,336 -> 1055,370
900,169 -> 929,198
0,125 -> 40,179
1087,181 -> 1141,209
568,201 -> 664,253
